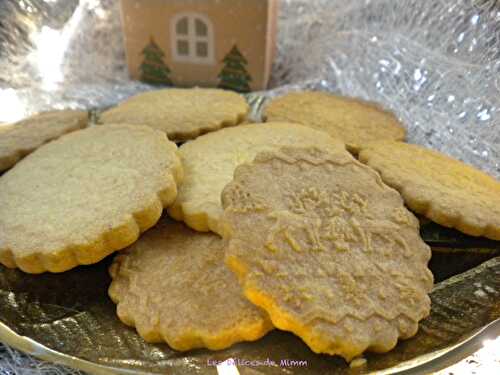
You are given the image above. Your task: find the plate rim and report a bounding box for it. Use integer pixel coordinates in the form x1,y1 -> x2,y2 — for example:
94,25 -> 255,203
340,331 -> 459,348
0,314 -> 498,375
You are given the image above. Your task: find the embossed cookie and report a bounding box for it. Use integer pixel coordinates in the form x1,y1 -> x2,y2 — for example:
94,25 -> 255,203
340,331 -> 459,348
221,146 -> 433,361
99,88 -> 249,142
0,110 -> 88,172
264,91 -> 406,153
0,124 -> 182,273
359,141 -> 500,240
109,217 -> 273,351
168,122 -> 346,235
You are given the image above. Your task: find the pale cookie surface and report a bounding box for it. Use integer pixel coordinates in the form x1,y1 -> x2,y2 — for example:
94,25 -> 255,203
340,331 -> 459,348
359,141 -> 500,240
99,88 -> 249,142
108,217 -> 273,351
264,91 -> 406,153
168,122 -> 346,235
0,110 -> 88,172
0,124 -> 182,273
221,146 -> 433,361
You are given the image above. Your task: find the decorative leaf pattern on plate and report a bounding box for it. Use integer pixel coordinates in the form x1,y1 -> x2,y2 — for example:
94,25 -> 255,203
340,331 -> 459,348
0,252 -> 497,374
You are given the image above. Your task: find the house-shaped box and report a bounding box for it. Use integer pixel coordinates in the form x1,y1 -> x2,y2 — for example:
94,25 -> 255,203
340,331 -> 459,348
120,0 -> 279,92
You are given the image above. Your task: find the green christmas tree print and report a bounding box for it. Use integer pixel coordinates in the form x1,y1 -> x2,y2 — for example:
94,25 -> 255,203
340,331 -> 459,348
218,45 -> 252,93
139,37 -> 172,86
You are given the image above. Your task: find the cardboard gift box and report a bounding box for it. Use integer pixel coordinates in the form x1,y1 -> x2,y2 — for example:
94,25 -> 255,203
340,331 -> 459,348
120,0 -> 279,92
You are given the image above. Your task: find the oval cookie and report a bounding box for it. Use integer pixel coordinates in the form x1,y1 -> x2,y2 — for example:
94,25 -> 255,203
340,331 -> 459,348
359,141 -> 500,240
0,124 -> 183,273
99,88 -> 249,142
168,122 -> 346,235
221,146 -> 433,361
0,110 -> 88,172
108,217 -> 273,351
264,91 -> 406,153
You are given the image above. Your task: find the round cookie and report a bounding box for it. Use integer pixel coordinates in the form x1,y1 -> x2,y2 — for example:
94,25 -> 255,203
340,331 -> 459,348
0,110 -> 88,172
358,141 -> 500,240
0,124 -> 13,133
108,217 -> 273,351
0,124 -> 182,273
99,88 -> 249,142
264,91 -> 406,153
221,146 -> 433,361
168,122 -> 346,235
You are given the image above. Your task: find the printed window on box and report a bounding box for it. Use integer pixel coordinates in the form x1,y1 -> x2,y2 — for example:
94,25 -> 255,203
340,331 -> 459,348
171,13 -> 215,65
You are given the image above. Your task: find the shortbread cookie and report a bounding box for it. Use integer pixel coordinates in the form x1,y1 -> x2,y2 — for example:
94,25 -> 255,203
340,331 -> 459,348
0,124 -> 13,133
221,146 -> 433,361
99,88 -> 248,142
0,110 -> 88,172
168,122 -> 346,235
108,217 -> 273,351
0,124 -> 182,273
359,141 -> 500,240
264,91 -> 406,153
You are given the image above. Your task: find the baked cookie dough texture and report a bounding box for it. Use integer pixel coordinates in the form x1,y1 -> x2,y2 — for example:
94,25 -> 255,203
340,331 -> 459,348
221,146 -> 433,361
0,110 -> 88,172
169,122 -> 346,235
0,124 -> 182,273
109,218 -> 273,351
359,141 -> 500,240
264,91 -> 406,153
99,88 -> 249,142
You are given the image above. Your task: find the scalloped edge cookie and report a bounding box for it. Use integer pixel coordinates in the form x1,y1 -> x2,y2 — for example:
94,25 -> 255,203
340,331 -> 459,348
99,88 -> 249,142
221,146 -> 433,361
108,218 -> 273,351
359,141 -> 500,240
263,91 -> 406,154
168,122 -> 346,235
0,124 -> 183,273
0,110 -> 88,172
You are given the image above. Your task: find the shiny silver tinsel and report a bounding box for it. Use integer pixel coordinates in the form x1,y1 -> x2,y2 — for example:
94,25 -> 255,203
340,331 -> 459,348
274,0 -> 500,178
0,0 -> 498,177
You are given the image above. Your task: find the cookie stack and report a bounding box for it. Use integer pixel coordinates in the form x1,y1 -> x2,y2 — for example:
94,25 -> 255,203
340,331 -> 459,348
0,89 -> 498,362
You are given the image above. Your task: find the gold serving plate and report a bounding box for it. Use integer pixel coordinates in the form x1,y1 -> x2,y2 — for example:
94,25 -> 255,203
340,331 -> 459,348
0,98 -> 498,374
0,242 -> 497,374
